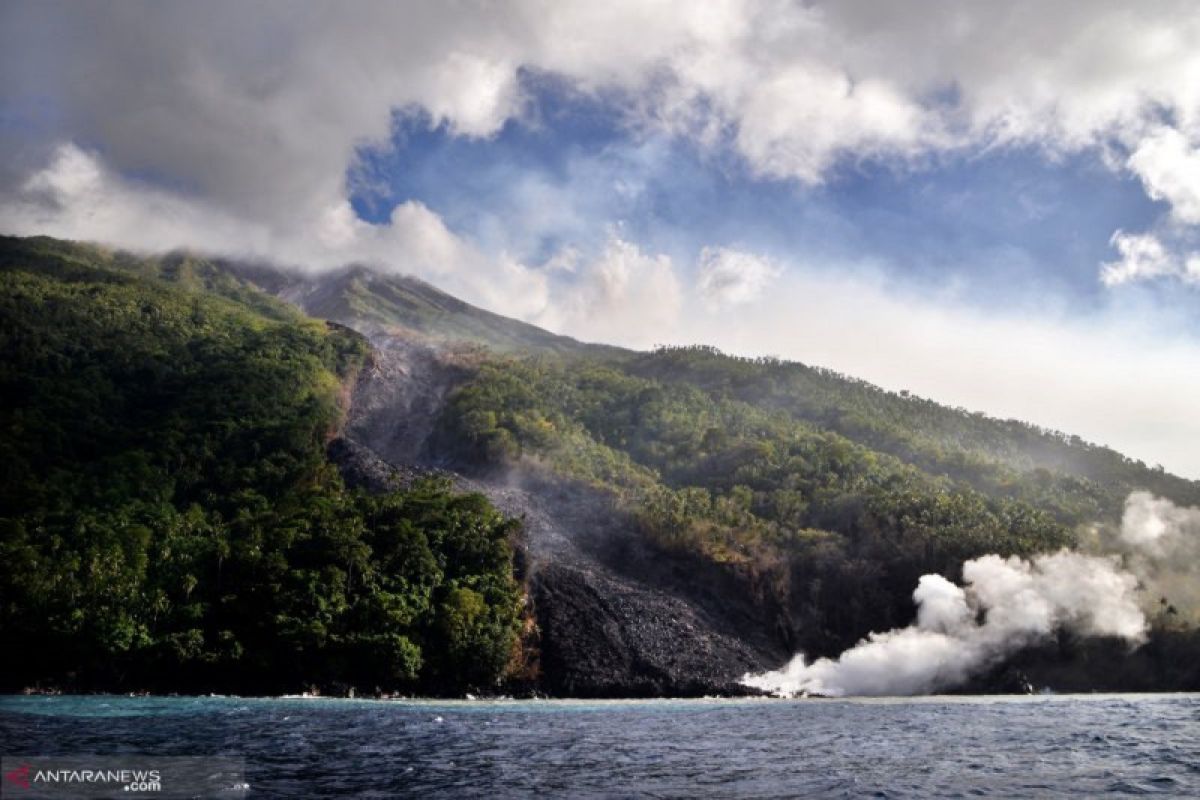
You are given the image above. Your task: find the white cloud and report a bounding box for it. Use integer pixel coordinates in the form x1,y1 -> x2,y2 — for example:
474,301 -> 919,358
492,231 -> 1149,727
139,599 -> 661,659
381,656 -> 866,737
696,246 -> 780,308
0,142 -> 551,319
731,63 -> 932,183
4,1 -> 1200,286
1101,230 -> 1200,287
1188,255 -> 1200,283
537,235 -> 683,348
1101,231 -> 1175,286
1127,126 -> 1200,225
4,143 -> 274,255
5,1 -> 1200,249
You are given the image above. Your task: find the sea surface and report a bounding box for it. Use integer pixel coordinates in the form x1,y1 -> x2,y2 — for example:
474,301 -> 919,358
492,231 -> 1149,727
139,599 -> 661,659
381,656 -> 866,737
1,693 -> 1197,798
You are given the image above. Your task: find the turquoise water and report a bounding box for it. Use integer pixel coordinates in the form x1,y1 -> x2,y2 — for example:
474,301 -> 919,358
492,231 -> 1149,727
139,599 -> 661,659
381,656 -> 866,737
2,694 -> 1197,797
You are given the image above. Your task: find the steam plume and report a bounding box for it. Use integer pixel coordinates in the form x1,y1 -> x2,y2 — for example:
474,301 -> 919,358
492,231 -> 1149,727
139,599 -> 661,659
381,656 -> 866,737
743,550 -> 1146,697
1088,491 -> 1200,622
746,492 -> 1200,697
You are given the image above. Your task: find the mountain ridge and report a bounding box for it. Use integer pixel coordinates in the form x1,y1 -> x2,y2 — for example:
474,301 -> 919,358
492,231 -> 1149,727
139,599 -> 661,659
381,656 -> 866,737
3,234 -> 1197,696
206,239 -> 1200,515
221,258 -> 624,357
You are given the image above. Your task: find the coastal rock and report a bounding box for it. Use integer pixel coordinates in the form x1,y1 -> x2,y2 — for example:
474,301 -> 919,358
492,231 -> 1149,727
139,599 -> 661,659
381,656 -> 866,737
533,562 -> 769,697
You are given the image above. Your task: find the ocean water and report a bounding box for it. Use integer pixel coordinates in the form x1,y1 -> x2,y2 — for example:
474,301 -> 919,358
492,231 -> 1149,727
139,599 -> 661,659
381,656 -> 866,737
1,693 -> 1197,798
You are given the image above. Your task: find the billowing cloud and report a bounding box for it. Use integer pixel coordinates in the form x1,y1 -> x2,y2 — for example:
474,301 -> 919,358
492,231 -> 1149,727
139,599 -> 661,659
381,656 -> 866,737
0,142 -> 550,319
729,64 -> 932,183
696,246 -> 780,308
1127,126 -> 1200,225
537,235 -> 683,348
1101,231 -> 1200,287
5,1 -> 1200,278
4,142 -> 274,255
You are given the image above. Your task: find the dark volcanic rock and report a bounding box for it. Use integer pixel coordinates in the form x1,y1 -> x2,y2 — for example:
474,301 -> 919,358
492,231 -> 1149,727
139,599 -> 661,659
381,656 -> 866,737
327,437 -> 415,492
533,563 -> 769,697
463,469 -> 785,695
327,436 -> 459,493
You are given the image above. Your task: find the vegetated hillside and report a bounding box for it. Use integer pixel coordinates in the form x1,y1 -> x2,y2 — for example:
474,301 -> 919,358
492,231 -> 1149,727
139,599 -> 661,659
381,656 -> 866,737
3,235 -> 1197,695
0,236 -> 521,694
430,353 -> 1199,687
433,357 -> 1070,654
627,346 -> 1200,523
225,248 -> 1198,526
0,236 -> 302,323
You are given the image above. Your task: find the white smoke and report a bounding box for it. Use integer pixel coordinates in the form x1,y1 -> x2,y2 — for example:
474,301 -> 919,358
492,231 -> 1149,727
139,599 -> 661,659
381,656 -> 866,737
747,492 -> 1200,697
743,549 -> 1147,698
1118,491 -> 1200,558
1100,491 -> 1200,621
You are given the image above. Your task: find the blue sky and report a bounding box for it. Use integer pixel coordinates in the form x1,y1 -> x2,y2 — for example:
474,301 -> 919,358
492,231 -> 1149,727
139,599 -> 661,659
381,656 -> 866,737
349,76 -> 1179,323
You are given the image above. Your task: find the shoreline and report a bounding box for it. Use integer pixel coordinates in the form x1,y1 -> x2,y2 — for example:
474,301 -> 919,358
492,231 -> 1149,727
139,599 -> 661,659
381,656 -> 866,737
4,690 -> 1198,706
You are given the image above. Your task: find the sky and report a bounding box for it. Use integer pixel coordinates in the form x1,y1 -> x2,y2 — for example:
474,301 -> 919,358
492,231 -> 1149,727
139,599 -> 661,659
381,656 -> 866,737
1,1 -> 1199,477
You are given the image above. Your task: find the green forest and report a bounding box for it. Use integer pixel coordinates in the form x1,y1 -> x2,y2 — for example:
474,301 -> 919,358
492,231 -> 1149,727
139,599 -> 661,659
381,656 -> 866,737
435,349 -> 1199,663
0,237 -> 521,694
